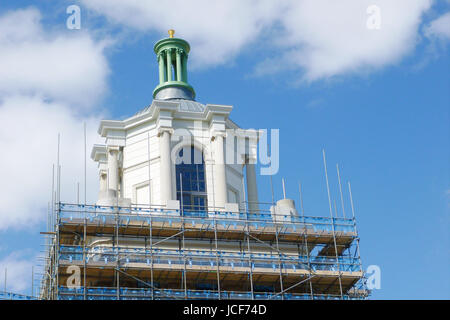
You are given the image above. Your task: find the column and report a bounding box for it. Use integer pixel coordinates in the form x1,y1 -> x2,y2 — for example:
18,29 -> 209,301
99,171 -> 107,192
107,147 -> 119,193
166,49 -> 172,81
159,129 -> 173,205
213,133 -> 227,209
176,49 -> 182,82
182,53 -> 188,82
158,52 -> 165,83
246,160 -> 259,213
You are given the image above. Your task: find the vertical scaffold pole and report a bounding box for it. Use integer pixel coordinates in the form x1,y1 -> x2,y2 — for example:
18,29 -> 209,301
83,122 -> 87,300
210,148 -> 220,299
55,133 -> 61,300
147,131 -> 155,299
116,182 -> 120,300
242,168 -> 253,298
322,149 -> 343,298
336,164 -> 346,218
277,174 -> 285,299
299,182 -> 314,299
213,213 -> 221,299
180,173 -> 188,298
348,181 -> 364,295
83,204 -> 87,300
31,266 -> 34,297
149,215 -> 154,299
274,222 -> 284,300
51,164 -> 54,257
84,123 -> 87,205
183,218 -> 187,299
83,210 -> 87,300
246,218 -> 254,300
242,169 -> 247,215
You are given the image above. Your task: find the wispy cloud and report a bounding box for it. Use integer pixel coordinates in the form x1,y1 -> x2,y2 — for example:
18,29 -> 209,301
425,11 -> 450,40
0,249 -> 36,294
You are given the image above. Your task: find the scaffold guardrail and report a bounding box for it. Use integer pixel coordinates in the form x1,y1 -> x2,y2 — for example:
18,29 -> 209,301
57,286 -> 365,300
58,203 -> 357,234
58,245 -> 362,272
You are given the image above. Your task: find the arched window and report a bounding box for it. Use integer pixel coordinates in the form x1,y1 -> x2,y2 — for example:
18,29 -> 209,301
175,146 -> 207,213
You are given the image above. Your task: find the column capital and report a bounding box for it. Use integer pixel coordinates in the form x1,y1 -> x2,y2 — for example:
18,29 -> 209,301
210,131 -> 226,141
157,127 -> 174,137
235,128 -> 260,141
107,145 -> 120,153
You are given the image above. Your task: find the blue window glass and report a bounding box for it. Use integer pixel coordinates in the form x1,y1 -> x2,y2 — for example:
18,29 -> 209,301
175,146 -> 208,213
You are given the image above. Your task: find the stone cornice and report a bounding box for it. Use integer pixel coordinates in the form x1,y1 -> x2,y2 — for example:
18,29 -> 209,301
98,120 -> 125,136
205,104 -> 233,124
234,129 -> 264,144
90,144 -> 107,162
98,100 -> 238,138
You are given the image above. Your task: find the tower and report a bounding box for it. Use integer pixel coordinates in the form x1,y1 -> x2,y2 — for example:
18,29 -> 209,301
91,29 -> 259,216
40,31 -> 368,300
152,29 -> 195,100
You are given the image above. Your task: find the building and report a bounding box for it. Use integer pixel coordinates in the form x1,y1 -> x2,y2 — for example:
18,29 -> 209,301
39,30 -> 368,300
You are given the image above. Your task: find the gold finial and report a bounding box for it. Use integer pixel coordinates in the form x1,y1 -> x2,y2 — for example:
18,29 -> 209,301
168,29 -> 175,38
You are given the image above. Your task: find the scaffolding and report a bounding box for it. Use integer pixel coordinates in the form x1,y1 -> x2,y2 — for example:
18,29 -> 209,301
38,200 -> 368,300
37,133 -> 368,300
0,291 -> 37,300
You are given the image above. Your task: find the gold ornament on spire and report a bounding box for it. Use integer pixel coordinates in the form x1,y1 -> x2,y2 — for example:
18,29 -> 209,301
168,29 -> 175,38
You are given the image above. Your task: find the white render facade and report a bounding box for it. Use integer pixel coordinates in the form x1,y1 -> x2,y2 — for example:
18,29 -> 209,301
91,99 -> 260,214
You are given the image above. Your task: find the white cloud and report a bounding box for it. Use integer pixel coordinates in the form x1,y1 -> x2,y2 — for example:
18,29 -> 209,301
0,8 -> 108,231
80,0 -> 281,68
80,0 -> 432,80
0,96 -> 103,231
425,12 -> 450,40
0,8 -> 110,108
257,0 -> 433,81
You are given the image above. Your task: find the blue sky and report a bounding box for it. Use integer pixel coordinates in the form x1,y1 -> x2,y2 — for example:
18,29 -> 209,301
0,0 -> 448,299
